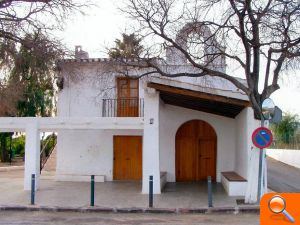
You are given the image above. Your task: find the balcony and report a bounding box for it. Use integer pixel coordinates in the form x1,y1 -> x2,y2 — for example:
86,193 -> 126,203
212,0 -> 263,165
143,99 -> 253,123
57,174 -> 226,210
102,98 -> 144,117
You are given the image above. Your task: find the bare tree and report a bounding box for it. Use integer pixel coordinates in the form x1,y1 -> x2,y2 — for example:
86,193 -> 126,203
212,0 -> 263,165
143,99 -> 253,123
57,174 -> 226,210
0,0 -> 87,47
123,0 -> 300,118
0,0 -> 90,115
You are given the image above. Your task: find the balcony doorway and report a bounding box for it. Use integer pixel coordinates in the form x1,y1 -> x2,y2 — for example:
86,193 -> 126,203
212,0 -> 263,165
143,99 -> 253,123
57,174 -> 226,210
117,77 -> 139,117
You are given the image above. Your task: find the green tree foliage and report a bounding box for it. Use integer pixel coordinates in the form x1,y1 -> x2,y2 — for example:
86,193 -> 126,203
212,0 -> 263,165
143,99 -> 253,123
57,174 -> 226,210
272,113 -> 299,144
0,0 -> 87,163
0,133 -> 11,162
0,34 -> 59,162
108,33 -> 143,59
8,33 -> 58,117
0,0 -> 88,116
11,135 -> 25,157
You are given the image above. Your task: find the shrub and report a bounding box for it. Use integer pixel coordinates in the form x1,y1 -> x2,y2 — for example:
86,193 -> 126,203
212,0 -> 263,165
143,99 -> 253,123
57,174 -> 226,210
11,135 -> 25,156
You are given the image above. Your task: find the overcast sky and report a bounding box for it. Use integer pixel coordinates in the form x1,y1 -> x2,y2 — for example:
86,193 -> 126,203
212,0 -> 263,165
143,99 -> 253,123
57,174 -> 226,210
59,0 -> 300,115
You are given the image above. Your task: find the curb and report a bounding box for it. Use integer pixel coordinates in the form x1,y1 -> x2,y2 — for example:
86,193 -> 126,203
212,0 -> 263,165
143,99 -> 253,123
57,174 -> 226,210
116,208 -> 144,213
238,205 -> 261,213
0,205 -> 260,214
144,208 -> 177,213
0,166 -> 24,172
208,206 -> 237,214
178,208 -> 208,213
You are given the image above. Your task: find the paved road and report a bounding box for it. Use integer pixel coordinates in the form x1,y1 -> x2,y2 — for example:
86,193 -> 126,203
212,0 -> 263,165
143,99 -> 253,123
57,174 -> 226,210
0,211 -> 259,225
267,157 -> 300,192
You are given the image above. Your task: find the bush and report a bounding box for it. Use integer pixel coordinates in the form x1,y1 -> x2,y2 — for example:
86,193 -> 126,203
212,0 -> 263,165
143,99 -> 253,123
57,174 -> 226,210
10,133 -> 57,158
271,113 -> 300,149
11,135 -> 25,157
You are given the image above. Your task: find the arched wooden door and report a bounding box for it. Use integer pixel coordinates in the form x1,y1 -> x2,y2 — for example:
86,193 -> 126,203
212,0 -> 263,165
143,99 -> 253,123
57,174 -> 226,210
176,120 -> 217,181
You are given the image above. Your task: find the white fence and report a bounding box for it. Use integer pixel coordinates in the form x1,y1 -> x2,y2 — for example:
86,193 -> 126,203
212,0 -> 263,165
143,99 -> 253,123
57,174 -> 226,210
267,149 -> 300,169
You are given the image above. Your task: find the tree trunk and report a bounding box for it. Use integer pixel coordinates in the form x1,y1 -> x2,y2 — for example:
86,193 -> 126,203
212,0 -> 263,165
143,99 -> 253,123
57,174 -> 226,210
0,133 -> 10,162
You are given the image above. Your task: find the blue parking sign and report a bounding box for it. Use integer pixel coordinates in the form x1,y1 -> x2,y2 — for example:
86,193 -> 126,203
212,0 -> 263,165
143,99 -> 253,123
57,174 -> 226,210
252,127 -> 273,149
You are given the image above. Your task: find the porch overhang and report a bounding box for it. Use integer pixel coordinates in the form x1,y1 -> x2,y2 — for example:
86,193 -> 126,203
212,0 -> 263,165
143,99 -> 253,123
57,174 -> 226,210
147,82 -> 250,118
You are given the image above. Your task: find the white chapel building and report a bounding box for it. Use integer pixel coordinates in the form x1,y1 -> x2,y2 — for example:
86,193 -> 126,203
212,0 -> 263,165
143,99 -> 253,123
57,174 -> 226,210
0,24 -> 262,203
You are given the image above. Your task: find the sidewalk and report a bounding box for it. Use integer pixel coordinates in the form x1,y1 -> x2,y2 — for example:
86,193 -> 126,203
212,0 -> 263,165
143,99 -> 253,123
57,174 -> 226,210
0,170 -> 259,212
0,158 -> 24,172
0,157 -> 24,167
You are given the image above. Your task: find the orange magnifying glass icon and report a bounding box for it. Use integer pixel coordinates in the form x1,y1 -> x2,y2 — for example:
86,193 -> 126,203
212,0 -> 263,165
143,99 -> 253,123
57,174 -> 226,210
269,195 -> 295,223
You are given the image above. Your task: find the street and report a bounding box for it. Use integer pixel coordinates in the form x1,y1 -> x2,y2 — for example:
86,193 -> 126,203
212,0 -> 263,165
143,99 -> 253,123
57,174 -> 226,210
0,211 -> 259,225
267,157 -> 300,192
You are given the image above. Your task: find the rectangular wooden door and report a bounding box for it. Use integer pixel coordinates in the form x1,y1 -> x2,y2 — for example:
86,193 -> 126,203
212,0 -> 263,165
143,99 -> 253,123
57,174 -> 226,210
176,137 -> 197,181
198,140 -> 216,181
117,78 -> 139,117
113,136 -> 142,180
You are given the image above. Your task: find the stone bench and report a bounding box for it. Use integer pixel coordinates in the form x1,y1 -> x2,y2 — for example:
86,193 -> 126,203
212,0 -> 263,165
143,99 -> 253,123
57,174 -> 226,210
221,171 -> 247,196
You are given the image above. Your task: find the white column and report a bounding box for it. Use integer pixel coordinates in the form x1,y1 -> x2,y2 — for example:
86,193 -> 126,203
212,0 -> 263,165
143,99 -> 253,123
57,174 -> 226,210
245,147 -> 260,203
24,120 -> 40,190
142,88 -> 161,194
245,107 -> 260,203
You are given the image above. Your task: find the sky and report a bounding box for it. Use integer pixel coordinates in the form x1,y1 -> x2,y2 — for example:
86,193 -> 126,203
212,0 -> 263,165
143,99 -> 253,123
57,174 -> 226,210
59,0 -> 300,115
60,0 -> 128,58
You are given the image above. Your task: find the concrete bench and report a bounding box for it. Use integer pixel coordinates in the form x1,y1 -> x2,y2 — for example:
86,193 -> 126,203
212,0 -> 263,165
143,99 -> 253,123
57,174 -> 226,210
221,171 -> 247,196
160,171 -> 167,190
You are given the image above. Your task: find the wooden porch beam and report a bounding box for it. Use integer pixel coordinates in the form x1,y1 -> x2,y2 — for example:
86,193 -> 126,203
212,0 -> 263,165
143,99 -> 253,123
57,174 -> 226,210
147,82 -> 250,107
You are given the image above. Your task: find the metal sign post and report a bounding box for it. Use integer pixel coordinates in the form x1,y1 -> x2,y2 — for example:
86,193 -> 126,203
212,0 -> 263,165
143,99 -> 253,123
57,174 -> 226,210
258,118 -> 265,202
31,174 -> 35,205
207,176 -> 213,207
255,98 -> 281,202
149,175 -> 153,208
253,123 -> 273,201
90,175 -> 95,207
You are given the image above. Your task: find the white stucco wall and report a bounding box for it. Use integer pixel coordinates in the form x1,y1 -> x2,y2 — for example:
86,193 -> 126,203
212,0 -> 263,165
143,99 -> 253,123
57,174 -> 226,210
235,107 -> 254,179
56,129 -> 143,181
57,63 -> 145,118
267,149 -> 300,169
235,108 -> 248,179
159,103 -> 237,183
56,63 -> 145,181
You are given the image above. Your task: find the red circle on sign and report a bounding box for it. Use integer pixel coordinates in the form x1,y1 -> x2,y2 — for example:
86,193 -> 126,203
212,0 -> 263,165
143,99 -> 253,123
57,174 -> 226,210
252,127 -> 273,149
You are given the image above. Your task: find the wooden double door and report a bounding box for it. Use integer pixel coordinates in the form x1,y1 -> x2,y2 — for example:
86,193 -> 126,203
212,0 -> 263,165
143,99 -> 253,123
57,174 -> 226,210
176,120 -> 217,182
113,136 -> 142,180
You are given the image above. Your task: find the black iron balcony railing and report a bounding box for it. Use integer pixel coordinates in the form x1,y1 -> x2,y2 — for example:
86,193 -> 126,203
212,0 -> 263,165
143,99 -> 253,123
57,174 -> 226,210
102,98 -> 144,117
